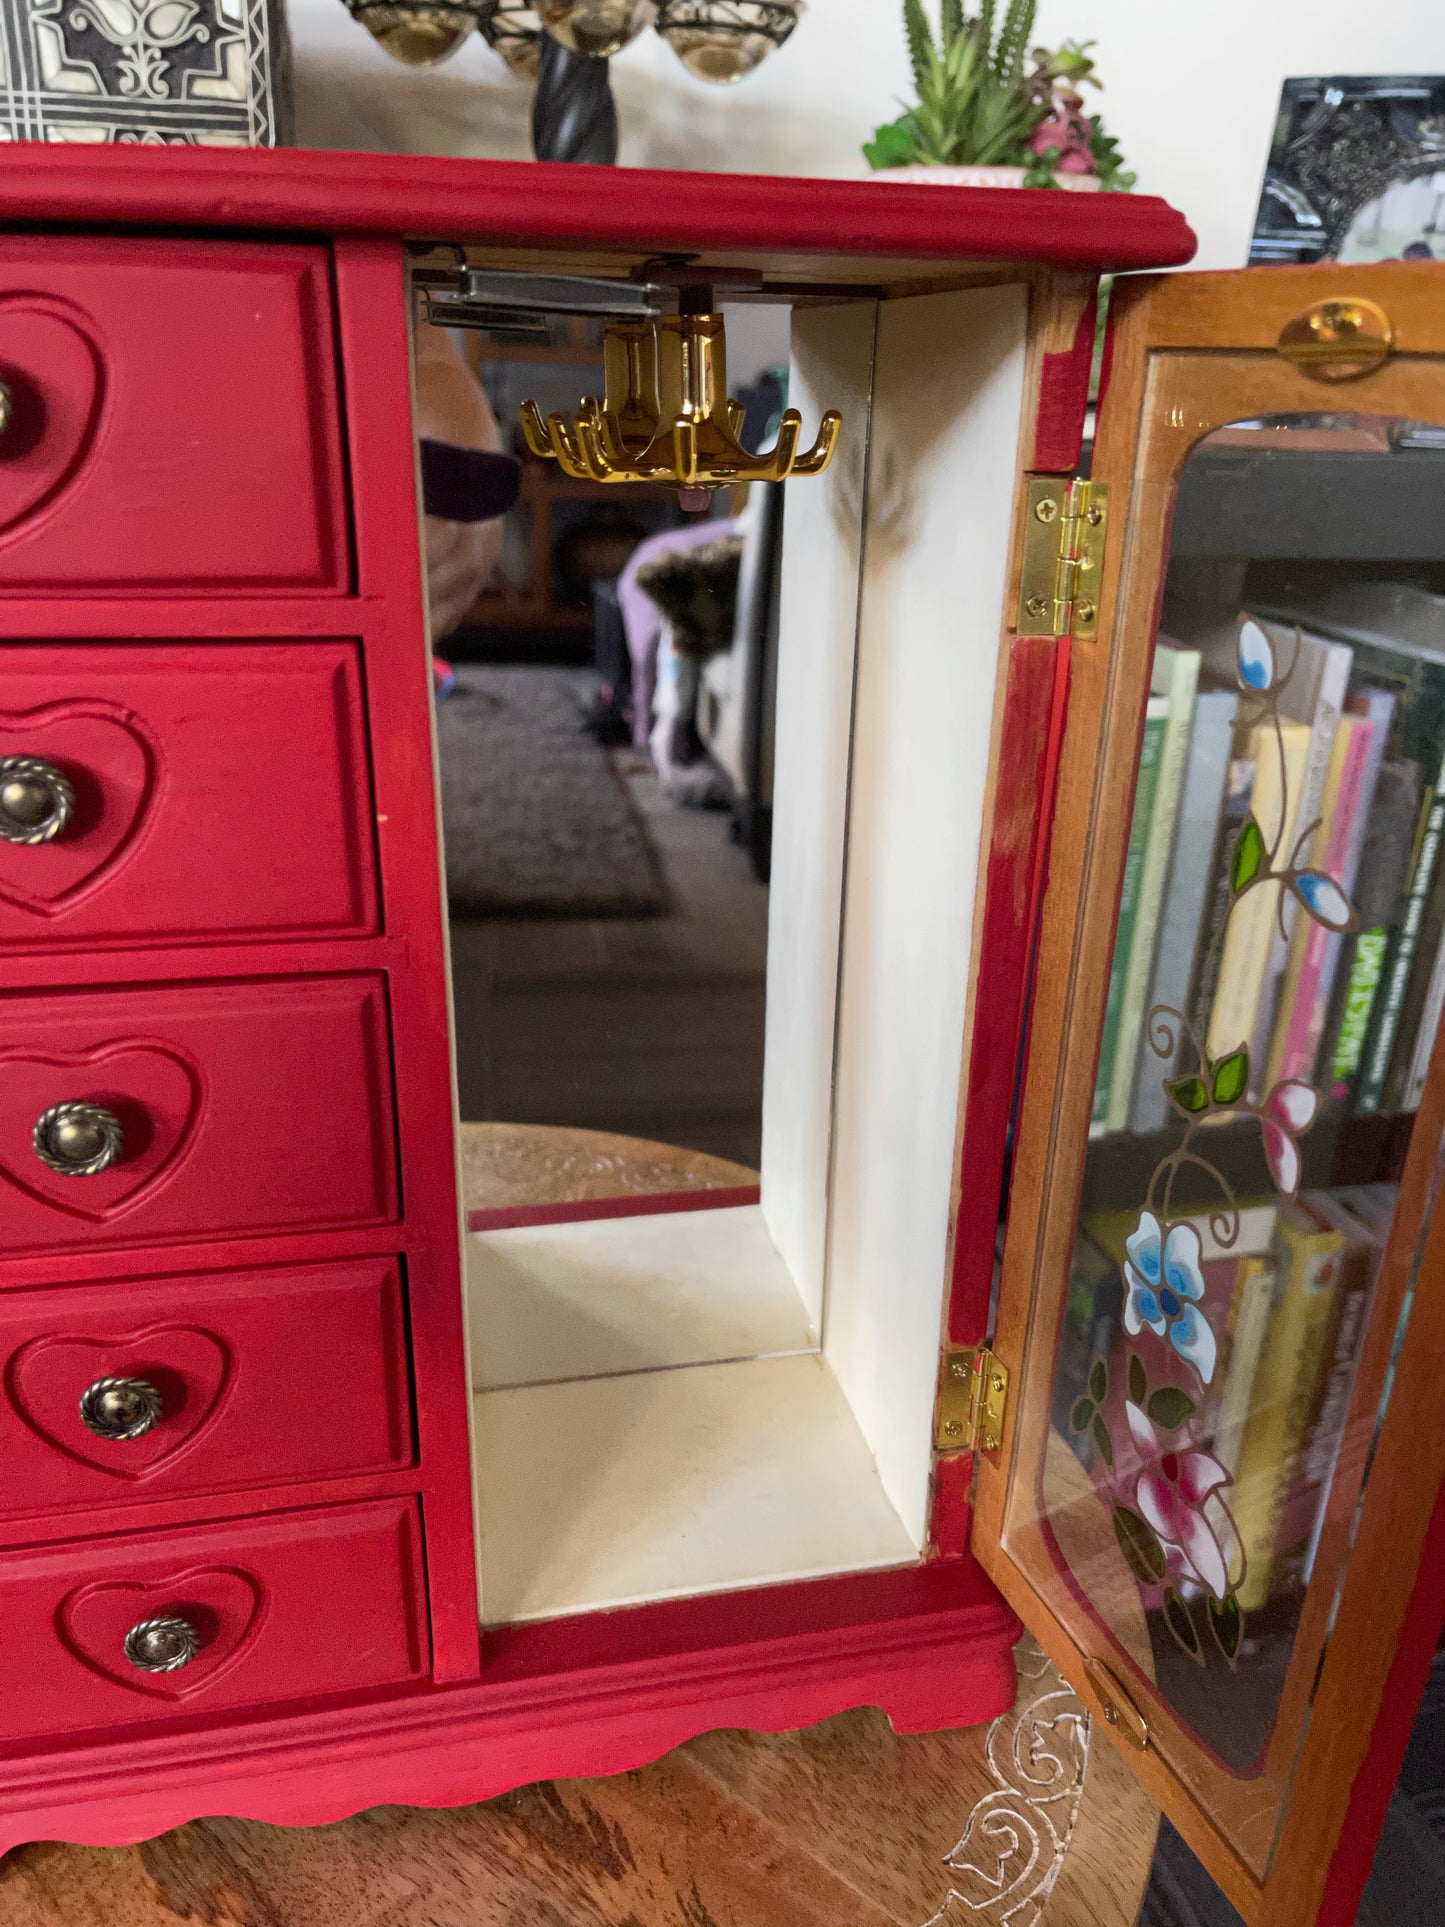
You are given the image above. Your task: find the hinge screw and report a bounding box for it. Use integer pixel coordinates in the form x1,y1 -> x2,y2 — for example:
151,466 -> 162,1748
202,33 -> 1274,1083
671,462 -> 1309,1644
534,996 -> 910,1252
949,1358 -> 971,1380
1085,503 -> 1104,526
1076,600 -> 1097,625
1034,497 -> 1060,523
991,1373 -> 1006,1393
1025,593 -> 1050,618
943,1419 -> 964,1439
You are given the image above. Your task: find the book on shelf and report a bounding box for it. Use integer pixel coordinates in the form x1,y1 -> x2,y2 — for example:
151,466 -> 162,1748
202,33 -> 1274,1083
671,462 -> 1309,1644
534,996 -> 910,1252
1246,624 -> 1355,1095
1130,689 -> 1237,1135
1093,693 -> 1170,1128
1403,897 -> 1445,1110
1210,1252 -> 1280,1480
1325,758 -> 1424,1093
1053,1231 -> 1123,1469
1289,1191 -> 1385,1594
1357,734 -> 1445,1114
1231,1200 -> 1347,1614
1184,748 -> 1258,1074
1266,703 -> 1384,1088
1206,719 -> 1312,1067
1384,814 -> 1445,1112
1106,645 -> 1201,1133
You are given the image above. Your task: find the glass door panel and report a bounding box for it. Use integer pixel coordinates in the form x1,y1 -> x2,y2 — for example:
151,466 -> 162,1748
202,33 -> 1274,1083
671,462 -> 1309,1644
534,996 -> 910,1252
994,340 -> 1445,1887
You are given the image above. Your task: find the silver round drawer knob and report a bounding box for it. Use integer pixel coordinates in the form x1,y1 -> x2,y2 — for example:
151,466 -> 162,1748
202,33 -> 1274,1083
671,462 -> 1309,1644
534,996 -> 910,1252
33,1101 -> 124,1177
79,1376 -> 164,1442
123,1614 -> 200,1674
0,755 -> 75,845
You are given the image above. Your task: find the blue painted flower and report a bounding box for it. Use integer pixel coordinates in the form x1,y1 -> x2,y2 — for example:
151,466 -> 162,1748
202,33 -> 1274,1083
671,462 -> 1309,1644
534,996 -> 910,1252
1123,1211 -> 1218,1385
1237,618 -> 1275,692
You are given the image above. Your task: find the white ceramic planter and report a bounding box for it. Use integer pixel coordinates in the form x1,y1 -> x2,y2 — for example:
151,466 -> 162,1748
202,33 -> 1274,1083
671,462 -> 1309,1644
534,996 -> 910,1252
881,164 -> 1103,192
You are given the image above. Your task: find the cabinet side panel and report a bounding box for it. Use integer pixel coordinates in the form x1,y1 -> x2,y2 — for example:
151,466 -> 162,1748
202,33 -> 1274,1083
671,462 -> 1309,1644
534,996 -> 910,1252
824,282 -> 1029,1546
760,300 -> 878,1332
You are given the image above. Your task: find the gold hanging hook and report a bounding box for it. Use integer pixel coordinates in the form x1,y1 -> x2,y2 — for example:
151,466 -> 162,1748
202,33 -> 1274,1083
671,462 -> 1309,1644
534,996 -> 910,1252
519,304 -> 842,492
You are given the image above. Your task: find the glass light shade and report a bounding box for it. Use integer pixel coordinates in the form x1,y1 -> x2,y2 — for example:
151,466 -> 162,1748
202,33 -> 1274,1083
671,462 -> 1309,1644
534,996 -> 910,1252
480,0 -> 545,76
655,0 -> 802,83
343,0 -> 486,64
535,0 -> 658,58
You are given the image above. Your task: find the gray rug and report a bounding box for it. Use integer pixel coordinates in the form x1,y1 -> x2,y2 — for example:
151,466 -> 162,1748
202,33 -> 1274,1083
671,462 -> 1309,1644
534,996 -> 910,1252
436,667 -> 668,919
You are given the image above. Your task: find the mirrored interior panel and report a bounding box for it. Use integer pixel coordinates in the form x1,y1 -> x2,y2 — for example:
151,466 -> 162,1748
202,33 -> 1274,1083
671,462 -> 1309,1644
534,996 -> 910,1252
1029,412 -> 1445,1849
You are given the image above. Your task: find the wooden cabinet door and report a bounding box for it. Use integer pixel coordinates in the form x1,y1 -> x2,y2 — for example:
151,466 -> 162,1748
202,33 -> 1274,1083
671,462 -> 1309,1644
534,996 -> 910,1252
969,261 -> 1445,1927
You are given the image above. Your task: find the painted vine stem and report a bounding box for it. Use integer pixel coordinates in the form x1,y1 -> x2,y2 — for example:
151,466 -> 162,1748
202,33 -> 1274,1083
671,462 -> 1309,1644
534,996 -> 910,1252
1070,618 -> 1359,1667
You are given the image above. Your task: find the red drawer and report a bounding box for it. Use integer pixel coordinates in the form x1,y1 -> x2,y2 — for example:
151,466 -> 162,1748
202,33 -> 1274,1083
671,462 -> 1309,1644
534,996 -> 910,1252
0,1259 -> 412,1516
0,975 -> 397,1253
0,1499 -> 428,1743
0,643 -> 376,949
0,239 -> 346,594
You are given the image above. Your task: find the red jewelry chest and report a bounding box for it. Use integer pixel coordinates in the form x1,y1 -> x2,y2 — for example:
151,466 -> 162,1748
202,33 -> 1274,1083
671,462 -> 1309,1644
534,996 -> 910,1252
0,145 -> 1439,1927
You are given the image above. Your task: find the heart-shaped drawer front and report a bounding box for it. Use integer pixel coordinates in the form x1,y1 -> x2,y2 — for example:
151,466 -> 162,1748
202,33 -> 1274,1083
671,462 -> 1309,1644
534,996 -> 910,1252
0,1259 -> 411,1515
0,1499 -> 427,1742
0,976 -> 397,1253
0,645 -> 376,948
0,239 -> 345,593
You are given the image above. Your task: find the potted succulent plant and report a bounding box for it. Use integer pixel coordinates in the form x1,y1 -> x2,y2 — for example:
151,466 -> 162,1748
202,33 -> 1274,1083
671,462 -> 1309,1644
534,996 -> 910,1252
864,1 -> 1135,192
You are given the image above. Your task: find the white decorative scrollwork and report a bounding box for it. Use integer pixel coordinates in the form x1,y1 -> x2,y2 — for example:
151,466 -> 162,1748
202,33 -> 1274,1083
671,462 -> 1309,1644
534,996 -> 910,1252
922,1645 -> 1091,1927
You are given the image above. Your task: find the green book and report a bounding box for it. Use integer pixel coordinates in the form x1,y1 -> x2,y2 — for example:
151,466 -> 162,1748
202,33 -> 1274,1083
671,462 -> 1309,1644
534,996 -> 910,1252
1093,695 -> 1169,1127
1107,646 -> 1200,1133
1358,741 -> 1445,1114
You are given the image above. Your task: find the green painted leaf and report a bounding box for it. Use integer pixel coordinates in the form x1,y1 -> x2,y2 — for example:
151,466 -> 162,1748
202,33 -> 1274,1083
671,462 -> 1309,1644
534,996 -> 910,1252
1089,1357 -> 1108,1405
1208,1592 -> 1243,1666
1231,816 -> 1266,893
1069,1396 -> 1094,1434
1113,1505 -> 1165,1584
1092,1412 -> 1114,1468
1162,1588 -> 1204,1663
1211,1048 -> 1249,1106
1167,1075 -> 1210,1114
1128,1353 -> 1147,1406
1147,1386 -> 1196,1431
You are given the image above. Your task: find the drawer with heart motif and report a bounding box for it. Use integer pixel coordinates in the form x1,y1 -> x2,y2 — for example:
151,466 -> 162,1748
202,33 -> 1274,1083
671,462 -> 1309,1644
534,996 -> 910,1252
0,1498 -> 428,1744
0,1258 -> 413,1517
0,643 -> 377,950
0,238 -> 347,594
0,974 -> 398,1253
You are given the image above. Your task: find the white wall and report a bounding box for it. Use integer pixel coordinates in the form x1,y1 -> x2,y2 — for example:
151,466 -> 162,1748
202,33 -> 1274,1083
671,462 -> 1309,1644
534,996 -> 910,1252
289,0 -> 1445,268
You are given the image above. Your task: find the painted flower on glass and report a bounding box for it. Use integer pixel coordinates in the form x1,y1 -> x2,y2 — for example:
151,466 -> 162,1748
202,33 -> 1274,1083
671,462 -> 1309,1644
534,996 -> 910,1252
1125,1400 -> 1233,1601
1260,1078 -> 1322,1197
1123,1211 -> 1217,1385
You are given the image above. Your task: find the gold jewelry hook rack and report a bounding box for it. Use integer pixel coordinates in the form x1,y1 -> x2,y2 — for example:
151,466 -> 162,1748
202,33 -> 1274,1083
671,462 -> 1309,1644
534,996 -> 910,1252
520,295 -> 841,492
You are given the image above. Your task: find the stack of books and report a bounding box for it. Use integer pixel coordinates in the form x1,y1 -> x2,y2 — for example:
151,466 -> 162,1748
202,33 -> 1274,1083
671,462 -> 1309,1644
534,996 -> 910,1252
1059,1184 -> 1393,1612
1090,611 -> 1445,1136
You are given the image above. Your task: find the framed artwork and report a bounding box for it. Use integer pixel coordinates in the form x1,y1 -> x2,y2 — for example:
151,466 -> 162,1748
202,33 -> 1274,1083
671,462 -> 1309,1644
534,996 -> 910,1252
1250,76 -> 1445,266
0,0 -> 292,145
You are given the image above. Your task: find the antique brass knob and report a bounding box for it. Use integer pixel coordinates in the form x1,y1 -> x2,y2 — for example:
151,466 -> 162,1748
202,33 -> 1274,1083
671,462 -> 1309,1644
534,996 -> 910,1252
33,1101 -> 124,1177
123,1615 -> 200,1674
0,755 -> 75,845
1277,297 -> 1394,381
79,1377 -> 165,1442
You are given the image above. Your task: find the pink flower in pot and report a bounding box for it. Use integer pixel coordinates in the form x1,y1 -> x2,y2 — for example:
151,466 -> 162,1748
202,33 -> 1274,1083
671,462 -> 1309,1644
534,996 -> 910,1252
1124,1401 -> 1235,1600
1029,88 -> 1096,175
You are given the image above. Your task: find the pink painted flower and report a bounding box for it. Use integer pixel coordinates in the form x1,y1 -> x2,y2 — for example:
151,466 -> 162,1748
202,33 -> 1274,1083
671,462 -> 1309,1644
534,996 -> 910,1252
1125,1401 -> 1233,1600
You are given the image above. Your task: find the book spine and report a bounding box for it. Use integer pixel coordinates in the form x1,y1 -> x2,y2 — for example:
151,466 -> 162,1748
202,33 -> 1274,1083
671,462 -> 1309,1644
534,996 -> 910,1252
1093,702 -> 1168,1126
1209,1254 -> 1277,1476
1131,692 -> 1237,1135
1404,921 -> 1445,1110
1358,748 -> 1445,1114
1186,754 -> 1257,1058
1232,1215 -> 1344,1614
1107,652 -> 1200,1132
1207,723 -> 1310,1063
1272,716 -> 1374,1086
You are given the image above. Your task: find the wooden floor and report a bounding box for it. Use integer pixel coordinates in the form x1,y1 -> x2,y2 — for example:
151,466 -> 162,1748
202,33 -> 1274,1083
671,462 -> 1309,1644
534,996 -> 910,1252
0,1643 -> 1160,1927
449,760 -> 770,1170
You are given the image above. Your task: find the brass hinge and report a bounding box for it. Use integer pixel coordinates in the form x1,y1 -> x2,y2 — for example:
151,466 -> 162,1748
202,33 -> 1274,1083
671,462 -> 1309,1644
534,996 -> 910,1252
935,1346 -> 1009,1457
1015,477 -> 1108,640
